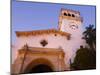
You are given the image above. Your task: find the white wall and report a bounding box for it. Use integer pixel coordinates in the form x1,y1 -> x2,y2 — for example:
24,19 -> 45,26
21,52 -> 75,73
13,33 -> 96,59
60,18 -> 86,62
13,29 -> 86,65
13,33 -> 74,66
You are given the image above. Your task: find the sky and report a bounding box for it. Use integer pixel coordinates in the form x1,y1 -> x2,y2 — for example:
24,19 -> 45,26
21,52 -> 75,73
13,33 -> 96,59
12,0 -> 96,44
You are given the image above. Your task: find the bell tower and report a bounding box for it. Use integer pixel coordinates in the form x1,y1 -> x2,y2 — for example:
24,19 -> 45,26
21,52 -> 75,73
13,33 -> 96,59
58,8 -> 83,38
58,8 -> 85,62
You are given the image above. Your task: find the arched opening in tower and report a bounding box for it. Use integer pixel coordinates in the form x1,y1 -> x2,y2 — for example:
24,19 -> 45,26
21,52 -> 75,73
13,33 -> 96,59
27,64 -> 53,73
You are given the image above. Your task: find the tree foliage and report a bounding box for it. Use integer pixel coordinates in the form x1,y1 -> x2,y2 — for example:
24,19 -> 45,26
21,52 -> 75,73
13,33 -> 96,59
71,47 -> 96,70
83,24 -> 96,50
71,24 -> 96,70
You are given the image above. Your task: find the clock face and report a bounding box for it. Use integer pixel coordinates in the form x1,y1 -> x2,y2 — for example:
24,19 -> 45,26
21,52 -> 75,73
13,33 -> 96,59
69,22 -> 78,30
69,24 -> 78,30
62,20 -> 79,31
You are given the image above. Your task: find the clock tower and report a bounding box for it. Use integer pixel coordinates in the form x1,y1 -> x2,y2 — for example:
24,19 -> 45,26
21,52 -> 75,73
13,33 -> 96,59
59,8 -> 83,39
58,8 -> 84,62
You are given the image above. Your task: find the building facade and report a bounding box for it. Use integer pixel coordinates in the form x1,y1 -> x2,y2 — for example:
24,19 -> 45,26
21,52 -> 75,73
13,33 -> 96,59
12,8 -> 85,74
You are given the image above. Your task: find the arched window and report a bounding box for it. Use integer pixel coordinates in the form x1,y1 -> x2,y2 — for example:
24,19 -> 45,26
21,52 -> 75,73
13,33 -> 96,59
64,12 -> 67,16
72,14 -> 75,17
68,13 -> 71,16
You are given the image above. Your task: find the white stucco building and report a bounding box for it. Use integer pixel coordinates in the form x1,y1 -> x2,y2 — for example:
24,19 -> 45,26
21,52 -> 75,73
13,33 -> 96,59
12,8 -> 86,74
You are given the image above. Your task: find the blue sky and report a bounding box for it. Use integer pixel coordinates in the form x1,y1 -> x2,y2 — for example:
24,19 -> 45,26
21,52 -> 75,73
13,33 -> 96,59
12,0 -> 96,44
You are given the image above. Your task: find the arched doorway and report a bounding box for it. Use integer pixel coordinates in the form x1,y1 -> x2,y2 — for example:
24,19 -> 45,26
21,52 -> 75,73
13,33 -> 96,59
24,58 -> 54,74
27,64 -> 53,73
